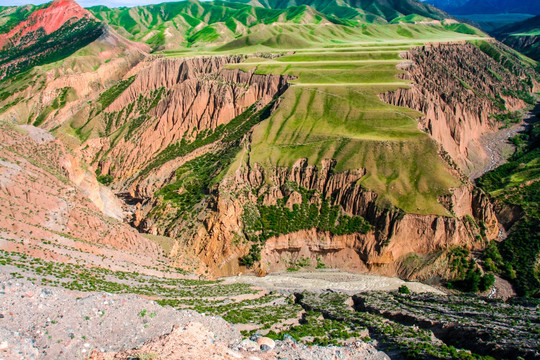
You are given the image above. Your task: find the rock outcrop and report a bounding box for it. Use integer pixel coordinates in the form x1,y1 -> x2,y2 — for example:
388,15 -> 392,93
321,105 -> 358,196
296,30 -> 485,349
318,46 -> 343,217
381,41 -> 538,175
144,154 -> 498,278
91,56 -> 290,181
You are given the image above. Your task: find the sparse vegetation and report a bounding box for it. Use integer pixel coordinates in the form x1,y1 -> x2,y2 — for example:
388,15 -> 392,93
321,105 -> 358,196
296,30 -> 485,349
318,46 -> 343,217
477,119 -> 540,296
98,76 -> 136,109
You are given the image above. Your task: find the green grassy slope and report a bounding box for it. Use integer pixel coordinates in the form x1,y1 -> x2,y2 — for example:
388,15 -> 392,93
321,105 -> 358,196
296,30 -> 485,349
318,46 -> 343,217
221,39 -> 484,215
238,0 -> 449,22
493,15 -> 540,62
0,3 -> 104,80
87,0 -> 469,51
89,0 -> 486,216
89,1 -> 346,50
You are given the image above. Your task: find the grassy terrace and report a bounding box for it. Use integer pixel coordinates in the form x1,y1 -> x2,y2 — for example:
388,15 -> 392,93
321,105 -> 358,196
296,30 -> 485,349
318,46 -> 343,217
156,25 -> 485,216
211,41 -> 473,216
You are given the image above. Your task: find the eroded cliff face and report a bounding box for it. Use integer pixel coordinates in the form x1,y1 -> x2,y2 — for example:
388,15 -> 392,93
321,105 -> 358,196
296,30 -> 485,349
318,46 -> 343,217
380,42 -> 538,175
87,56 -> 291,182
135,152 -> 498,278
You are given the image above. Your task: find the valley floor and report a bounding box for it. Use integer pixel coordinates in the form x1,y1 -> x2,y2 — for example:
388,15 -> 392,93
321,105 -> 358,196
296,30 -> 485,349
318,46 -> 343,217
1,249 -> 538,359
222,270 -> 444,295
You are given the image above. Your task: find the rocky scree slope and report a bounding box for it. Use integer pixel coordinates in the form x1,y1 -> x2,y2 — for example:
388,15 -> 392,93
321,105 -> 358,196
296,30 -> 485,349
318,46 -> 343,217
0,122 -> 163,269
0,0 -> 104,80
296,291 -> 539,360
0,276 -> 389,360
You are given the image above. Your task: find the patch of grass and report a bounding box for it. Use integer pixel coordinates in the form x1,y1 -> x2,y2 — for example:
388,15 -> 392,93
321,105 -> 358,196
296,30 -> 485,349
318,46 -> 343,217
244,49 -> 460,215
98,76 -> 136,109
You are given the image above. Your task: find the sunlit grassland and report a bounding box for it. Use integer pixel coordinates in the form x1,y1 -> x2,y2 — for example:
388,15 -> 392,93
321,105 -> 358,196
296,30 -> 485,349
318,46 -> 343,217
226,46 -> 461,215
159,22 -> 485,57
145,24 -> 485,215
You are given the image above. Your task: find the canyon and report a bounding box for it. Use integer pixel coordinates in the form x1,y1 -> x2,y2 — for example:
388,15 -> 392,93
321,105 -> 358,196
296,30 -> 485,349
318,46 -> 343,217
0,0 -> 539,358
0,0 -> 537,282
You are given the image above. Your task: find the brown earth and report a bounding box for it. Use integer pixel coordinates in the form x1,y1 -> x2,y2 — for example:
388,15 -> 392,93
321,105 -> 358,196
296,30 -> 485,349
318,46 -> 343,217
0,122 -> 163,270
93,56 -> 291,181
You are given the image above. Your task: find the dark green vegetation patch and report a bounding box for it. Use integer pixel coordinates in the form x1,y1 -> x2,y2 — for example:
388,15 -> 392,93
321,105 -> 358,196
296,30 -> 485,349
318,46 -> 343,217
478,118 -> 540,296
0,17 -> 103,80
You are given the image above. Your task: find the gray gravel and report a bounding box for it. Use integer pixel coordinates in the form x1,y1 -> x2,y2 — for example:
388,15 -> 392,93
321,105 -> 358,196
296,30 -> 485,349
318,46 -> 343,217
0,278 -> 238,359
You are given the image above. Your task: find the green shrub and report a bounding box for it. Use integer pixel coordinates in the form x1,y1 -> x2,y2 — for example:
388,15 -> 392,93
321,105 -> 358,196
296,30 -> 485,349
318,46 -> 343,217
398,285 -> 411,294
239,244 -> 261,268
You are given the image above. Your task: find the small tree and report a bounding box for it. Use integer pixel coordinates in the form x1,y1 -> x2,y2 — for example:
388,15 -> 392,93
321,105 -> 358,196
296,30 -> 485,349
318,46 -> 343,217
398,285 -> 411,294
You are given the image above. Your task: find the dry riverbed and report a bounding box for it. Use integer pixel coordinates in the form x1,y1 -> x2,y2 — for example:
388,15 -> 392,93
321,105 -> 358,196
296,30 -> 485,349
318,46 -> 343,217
222,270 -> 445,295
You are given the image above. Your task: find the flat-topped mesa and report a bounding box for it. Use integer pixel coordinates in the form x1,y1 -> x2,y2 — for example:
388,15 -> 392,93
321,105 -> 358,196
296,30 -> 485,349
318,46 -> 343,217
94,56 -> 291,182
381,42 -> 538,176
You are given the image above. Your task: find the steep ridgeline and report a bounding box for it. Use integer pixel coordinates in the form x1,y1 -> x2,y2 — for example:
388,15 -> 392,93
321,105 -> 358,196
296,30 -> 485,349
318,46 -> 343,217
381,41 -> 539,175
0,0 -> 104,80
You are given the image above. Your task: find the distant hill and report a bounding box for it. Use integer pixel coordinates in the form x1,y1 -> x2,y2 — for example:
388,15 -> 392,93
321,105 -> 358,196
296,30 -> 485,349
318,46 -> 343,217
236,0 -> 449,22
88,0 -> 455,51
493,15 -> 540,61
424,0 -> 540,15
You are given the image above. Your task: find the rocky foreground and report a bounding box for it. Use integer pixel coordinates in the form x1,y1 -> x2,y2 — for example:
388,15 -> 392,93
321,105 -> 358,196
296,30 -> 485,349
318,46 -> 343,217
0,276 -> 388,360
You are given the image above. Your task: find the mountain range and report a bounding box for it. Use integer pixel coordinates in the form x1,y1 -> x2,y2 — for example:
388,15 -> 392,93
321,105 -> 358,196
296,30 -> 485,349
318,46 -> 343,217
424,0 -> 540,15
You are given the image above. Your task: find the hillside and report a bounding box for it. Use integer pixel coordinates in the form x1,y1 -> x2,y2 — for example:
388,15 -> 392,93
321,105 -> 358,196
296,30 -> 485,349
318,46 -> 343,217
0,0 -> 104,80
493,15 -> 540,62
237,0 -> 449,22
0,0 -> 538,295
87,0 -> 469,51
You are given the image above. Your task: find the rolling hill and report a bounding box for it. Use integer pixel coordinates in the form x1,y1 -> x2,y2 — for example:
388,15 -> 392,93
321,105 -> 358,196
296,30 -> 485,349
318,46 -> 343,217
87,0 -> 470,51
